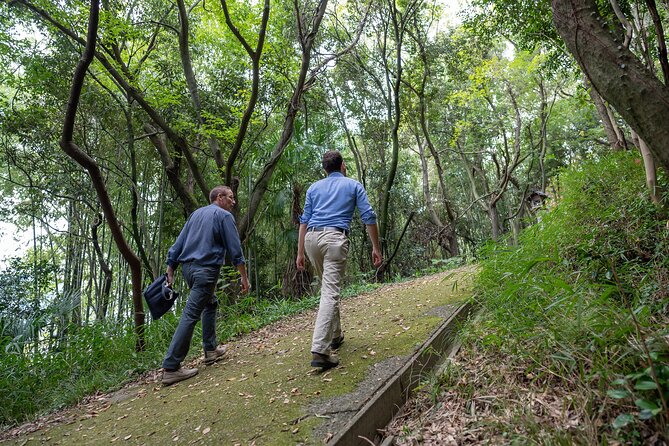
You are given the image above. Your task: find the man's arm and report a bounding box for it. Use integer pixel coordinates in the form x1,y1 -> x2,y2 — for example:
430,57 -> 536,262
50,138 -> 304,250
366,223 -> 383,268
296,223 -> 308,271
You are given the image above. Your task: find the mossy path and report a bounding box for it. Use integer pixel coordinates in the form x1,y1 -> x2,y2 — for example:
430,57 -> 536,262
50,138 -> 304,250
4,266 -> 475,445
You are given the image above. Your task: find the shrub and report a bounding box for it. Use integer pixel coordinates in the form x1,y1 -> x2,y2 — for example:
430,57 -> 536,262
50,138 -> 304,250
470,152 -> 669,441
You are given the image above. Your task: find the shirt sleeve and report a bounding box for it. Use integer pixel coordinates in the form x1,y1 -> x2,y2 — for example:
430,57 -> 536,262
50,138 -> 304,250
299,187 -> 313,225
221,213 -> 246,266
356,183 -> 377,225
166,220 -> 189,268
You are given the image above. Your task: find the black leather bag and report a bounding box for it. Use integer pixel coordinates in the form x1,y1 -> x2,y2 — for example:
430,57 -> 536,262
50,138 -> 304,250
143,274 -> 179,320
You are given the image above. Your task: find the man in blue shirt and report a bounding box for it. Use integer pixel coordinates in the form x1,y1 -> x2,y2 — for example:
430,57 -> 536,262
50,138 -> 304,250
297,151 -> 382,369
162,185 -> 250,385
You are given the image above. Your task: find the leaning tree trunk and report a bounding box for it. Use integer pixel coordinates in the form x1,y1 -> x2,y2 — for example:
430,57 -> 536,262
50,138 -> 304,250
552,0 -> 669,172
59,0 -> 145,351
238,0 -> 329,242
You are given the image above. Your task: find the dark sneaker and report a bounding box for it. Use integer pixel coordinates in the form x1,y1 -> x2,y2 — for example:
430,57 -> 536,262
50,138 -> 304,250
330,335 -> 344,350
204,345 -> 227,365
311,352 -> 339,370
162,367 -> 198,385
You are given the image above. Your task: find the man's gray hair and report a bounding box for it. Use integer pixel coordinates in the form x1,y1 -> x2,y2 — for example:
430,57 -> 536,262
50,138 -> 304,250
209,185 -> 232,203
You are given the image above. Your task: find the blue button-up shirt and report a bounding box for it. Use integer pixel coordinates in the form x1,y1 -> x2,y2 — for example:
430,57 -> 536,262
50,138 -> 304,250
299,172 -> 377,230
167,204 -> 246,268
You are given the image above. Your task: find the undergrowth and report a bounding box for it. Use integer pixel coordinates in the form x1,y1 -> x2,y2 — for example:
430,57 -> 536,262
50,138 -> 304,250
462,152 -> 669,443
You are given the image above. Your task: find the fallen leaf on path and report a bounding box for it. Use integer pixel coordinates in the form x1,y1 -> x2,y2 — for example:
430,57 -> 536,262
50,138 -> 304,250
202,427 -> 210,435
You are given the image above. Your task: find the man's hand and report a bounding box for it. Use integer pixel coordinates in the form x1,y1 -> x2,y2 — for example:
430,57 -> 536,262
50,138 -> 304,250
372,248 -> 383,268
296,253 -> 305,271
240,275 -> 250,294
166,265 -> 175,287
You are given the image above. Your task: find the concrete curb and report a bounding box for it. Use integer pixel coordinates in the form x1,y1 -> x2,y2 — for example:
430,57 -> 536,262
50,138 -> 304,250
328,301 -> 473,445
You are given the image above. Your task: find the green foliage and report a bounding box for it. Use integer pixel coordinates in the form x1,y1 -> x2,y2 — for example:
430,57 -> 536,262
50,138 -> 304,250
469,152 -> 669,440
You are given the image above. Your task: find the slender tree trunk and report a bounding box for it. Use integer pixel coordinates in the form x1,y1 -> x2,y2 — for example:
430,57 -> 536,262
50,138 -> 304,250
59,0 -> 145,350
91,214 -> 113,320
488,203 -> 501,241
221,0 -> 270,186
238,0 -> 329,242
586,77 -> 627,150
379,0 -> 416,251
631,130 -> 661,204
144,123 -> 197,215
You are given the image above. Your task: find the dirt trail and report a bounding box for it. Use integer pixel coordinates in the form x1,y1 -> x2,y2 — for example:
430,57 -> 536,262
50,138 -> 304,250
2,266 -> 475,445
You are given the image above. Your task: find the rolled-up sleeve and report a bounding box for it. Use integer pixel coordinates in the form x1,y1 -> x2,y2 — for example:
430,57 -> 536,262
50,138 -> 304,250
356,184 -> 377,225
221,213 -> 246,266
299,187 -> 313,225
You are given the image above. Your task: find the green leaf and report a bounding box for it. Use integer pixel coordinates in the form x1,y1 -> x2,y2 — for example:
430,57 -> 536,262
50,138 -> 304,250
634,380 -> 658,391
612,413 -> 634,429
638,408 -> 661,420
635,399 -> 659,411
607,389 -> 630,399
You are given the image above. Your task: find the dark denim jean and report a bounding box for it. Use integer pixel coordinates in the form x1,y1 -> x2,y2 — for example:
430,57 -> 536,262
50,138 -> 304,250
162,262 -> 220,370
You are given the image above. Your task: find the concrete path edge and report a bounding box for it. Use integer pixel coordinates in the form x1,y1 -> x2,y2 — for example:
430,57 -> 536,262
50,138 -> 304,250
328,301 -> 473,445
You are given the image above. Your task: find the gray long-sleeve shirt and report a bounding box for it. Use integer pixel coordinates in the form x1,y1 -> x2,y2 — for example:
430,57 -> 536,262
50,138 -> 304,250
166,204 -> 245,268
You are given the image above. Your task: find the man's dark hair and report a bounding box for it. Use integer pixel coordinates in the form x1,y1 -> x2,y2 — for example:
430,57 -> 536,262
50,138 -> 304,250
322,151 -> 343,173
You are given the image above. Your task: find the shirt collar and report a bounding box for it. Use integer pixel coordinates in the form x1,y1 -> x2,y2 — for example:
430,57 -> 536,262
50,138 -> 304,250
328,172 -> 344,178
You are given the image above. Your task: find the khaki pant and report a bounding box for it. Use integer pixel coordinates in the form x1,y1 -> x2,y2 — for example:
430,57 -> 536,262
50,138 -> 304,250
305,230 -> 349,354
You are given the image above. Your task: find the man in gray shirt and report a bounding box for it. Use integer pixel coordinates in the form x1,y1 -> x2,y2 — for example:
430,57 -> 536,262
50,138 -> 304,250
162,185 -> 250,385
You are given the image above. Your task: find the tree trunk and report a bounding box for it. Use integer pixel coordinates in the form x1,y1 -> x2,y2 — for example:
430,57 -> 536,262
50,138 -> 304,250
552,0 -> 669,172
379,0 -> 417,251
488,203 -> 502,241
59,0 -> 145,351
238,0 -> 329,242
91,214 -> 113,320
221,0 -> 270,186
631,130 -> 661,204
144,123 -> 198,215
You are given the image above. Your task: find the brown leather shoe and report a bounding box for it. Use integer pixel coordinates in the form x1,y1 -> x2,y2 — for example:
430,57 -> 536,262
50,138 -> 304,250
311,352 -> 339,369
162,367 -> 198,385
204,345 -> 227,364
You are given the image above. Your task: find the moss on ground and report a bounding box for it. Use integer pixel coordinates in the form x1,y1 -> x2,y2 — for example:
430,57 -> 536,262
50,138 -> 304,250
6,267 -> 474,445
